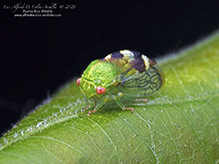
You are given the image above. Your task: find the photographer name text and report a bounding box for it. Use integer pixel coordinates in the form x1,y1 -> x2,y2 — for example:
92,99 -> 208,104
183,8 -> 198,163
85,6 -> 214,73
3,3 -> 76,13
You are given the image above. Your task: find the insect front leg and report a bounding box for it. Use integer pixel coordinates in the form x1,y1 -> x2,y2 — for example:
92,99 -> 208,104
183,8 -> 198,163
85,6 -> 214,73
81,94 -> 90,111
113,93 -> 134,113
81,105 -> 90,111
87,96 -> 110,116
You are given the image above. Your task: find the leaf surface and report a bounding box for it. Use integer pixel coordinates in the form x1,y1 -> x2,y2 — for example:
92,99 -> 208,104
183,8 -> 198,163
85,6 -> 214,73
1,32 -> 219,164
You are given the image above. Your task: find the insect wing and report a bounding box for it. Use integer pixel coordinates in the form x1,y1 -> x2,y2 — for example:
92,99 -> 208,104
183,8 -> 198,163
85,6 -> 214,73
117,64 -> 165,98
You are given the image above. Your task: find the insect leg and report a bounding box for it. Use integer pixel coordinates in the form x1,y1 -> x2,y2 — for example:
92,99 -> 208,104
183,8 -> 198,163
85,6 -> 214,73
87,96 -> 110,116
81,93 -> 90,111
118,92 -> 148,104
113,93 -> 134,113
135,99 -> 148,103
81,105 -> 90,111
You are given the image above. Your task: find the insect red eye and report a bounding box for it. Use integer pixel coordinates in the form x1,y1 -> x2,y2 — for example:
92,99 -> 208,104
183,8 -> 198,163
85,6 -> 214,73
77,78 -> 81,86
96,86 -> 106,94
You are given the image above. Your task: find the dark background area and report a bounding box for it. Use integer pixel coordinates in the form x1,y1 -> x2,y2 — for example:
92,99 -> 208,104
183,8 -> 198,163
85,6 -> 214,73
0,0 -> 219,136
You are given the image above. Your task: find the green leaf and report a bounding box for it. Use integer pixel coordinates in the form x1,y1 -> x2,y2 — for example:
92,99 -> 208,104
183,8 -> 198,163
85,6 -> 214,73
1,32 -> 219,164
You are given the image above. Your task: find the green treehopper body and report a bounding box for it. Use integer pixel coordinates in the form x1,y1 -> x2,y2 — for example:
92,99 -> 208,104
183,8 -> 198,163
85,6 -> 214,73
77,50 -> 165,115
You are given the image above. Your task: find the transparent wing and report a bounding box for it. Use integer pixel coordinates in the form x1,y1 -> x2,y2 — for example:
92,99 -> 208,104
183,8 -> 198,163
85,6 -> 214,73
117,64 -> 165,98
